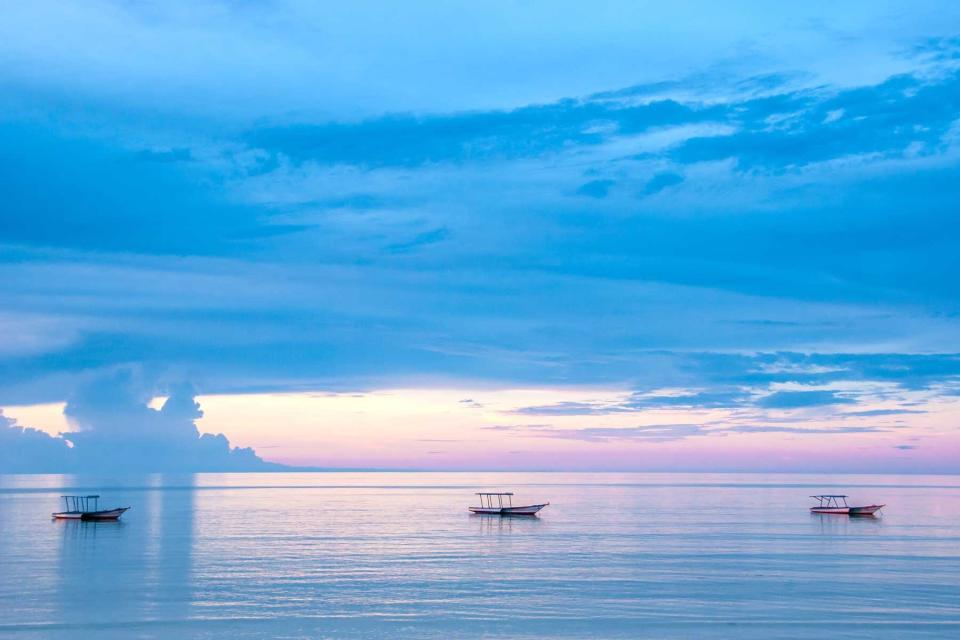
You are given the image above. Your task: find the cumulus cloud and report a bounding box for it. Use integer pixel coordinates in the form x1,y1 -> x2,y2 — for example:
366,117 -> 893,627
0,411 -> 73,473
0,372 -> 281,473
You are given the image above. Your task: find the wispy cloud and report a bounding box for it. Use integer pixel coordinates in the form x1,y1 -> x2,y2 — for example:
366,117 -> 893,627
502,423 -> 708,443
842,408 -> 927,417
641,171 -> 684,195
757,390 -> 856,409
575,179 -> 617,199
385,227 -> 450,254
511,384 -> 877,416
722,425 -> 888,435
486,420 -> 893,443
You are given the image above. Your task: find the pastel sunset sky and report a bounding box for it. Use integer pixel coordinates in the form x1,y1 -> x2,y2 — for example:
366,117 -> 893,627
2,1 -> 959,472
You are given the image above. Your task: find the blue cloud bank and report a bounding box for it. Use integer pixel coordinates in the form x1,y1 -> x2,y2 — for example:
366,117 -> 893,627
1,3 -> 960,470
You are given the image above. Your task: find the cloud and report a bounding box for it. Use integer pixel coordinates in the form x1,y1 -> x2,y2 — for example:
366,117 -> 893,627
385,227 -> 450,254
532,424 -> 708,443
546,424 -> 707,442
233,67 -> 960,186
6,2 -> 958,122
893,444 -> 917,450
65,372 -> 279,472
1,10 -> 960,447
481,424 -> 552,431
485,420 -> 890,443
0,371 -> 281,473
0,122 -> 292,256
500,353 -> 960,420
245,98 -> 715,168
0,410 -> 73,473
842,408 -> 927,417
723,425 -> 887,434
575,179 -> 616,199
641,172 -> 684,195
670,72 -> 960,171
757,390 -> 857,409
512,401 -> 617,416
134,148 -> 193,163
718,353 -> 960,391
511,389 -> 752,415
625,389 -> 751,409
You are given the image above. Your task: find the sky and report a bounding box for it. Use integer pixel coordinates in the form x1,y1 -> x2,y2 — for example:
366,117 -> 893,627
2,1 -> 960,472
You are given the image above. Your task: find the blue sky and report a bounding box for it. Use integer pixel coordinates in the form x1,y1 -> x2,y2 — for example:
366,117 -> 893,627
1,2 -> 960,471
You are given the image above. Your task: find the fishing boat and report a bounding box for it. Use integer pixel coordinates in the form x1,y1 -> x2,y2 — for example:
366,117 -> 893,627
469,492 -> 549,516
52,495 -> 130,521
810,495 -> 883,516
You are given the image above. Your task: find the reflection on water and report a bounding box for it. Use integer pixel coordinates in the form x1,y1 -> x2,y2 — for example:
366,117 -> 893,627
1,472 -> 959,639
473,511 -> 544,536
811,512 -> 883,536
47,477 -> 194,632
55,518 -> 126,532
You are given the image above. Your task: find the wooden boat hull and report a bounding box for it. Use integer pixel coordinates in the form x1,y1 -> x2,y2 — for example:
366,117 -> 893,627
469,503 -> 548,516
811,504 -> 883,516
848,504 -> 884,516
53,507 -> 129,521
51,512 -> 84,520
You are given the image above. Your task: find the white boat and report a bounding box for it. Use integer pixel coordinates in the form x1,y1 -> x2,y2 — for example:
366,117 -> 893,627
52,495 -> 130,521
469,492 -> 548,516
810,495 -> 883,516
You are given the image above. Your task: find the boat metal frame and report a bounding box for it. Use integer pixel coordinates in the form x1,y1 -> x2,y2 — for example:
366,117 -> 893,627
60,495 -> 102,513
811,494 -> 850,510
477,492 -> 514,509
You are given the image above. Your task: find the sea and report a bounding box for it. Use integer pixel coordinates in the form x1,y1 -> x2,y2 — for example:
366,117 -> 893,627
0,472 -> 958,639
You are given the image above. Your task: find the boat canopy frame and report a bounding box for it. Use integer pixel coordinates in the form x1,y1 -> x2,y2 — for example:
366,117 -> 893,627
476,492 -> 513,508
60,495 -> 101,513
811,495 -> 849,508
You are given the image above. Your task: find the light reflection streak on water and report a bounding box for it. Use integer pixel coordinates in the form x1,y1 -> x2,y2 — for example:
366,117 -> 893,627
0,472 -> 958,639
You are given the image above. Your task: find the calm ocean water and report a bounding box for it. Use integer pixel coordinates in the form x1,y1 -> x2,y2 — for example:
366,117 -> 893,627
0,472 -> 958,639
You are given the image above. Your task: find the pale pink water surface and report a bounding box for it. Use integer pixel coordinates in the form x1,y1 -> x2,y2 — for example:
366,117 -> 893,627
1,472 -> 958,638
